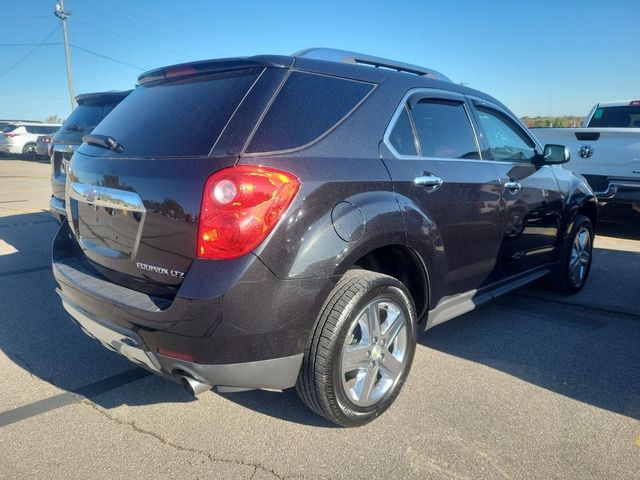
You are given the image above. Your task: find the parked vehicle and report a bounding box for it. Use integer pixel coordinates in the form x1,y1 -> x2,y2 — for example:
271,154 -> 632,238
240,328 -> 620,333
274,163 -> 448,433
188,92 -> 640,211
35,135 -> 53,157
50,90 -> 132,223
52,49 -> 597,427
0,122 -> 61,159
533,101 -> 640,211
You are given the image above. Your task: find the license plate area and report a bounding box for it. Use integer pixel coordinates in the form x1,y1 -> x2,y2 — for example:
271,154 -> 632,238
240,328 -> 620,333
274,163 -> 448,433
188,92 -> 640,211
77,203 -> 142,257
67,182 -> 146,260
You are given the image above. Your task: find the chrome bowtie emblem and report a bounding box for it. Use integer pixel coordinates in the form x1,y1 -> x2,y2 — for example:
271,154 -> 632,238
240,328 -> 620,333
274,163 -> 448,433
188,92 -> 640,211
579,145 -> 593,159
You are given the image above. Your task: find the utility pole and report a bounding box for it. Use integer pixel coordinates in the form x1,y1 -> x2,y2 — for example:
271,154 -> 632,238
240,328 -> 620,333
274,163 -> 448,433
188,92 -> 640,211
54,0 -> 76,110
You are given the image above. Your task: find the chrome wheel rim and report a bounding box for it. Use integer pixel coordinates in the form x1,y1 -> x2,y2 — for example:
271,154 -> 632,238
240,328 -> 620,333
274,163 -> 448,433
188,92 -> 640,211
569,226 -> 591,287
340,298 -> 408,407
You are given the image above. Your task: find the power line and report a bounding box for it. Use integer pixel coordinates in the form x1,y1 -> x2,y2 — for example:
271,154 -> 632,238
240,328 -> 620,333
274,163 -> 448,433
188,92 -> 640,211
0,42 -> 62,47
70,44 -> 147,71
72,17 -> 196,60
0,15 -> 52,19
0,25 -> 61,80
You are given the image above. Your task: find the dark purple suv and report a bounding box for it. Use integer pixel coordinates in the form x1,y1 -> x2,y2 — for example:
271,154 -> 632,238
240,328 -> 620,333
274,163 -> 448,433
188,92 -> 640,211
52,48 -> 597,426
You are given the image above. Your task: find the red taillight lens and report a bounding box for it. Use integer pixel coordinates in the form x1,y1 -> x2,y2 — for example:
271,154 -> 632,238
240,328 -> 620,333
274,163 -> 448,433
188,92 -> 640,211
630,100 -> 640,106
3,133 -> 18,137
197,165 -> 300,259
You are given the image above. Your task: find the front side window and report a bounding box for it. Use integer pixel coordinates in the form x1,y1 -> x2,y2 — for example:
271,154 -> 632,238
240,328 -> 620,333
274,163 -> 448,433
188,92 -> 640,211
410,99 -> 479,159
476,107 -> 536,162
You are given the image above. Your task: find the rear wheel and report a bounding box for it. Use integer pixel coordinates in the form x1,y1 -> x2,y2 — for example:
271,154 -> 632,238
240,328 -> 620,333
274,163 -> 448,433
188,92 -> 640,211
21,143 -> 37,160
545,214 -> 594,294
296,269 -> 417,427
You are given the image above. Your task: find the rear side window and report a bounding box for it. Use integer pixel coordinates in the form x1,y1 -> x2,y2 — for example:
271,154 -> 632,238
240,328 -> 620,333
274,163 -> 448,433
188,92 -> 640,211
410,100 -> 480,159
2,125 -> 18,133
246,71 -> 374,153
588,105 -> 640,128
26,125 -> 58,134
89,69 -> 261,157
388,107 -> 418,156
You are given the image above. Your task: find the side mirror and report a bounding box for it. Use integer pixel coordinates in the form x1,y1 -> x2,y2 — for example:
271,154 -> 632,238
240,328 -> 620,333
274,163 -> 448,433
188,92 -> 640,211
542,144 -> 570,164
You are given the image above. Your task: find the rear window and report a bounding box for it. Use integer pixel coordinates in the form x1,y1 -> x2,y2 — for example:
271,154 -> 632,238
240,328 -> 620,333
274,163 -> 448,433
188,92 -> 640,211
62,104 -> 117,134
588,105 -> 640,128
89,69 -> 261,157
246,71 -> 374,153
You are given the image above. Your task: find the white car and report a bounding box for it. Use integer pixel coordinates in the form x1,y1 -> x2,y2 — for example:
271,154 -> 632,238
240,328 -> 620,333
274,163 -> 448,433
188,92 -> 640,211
0,122 -> 61,159
533,100 -> 640,211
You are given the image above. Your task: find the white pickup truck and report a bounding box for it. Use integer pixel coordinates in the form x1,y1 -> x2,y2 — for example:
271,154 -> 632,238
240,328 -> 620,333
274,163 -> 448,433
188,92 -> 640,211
533,100 -> 640,211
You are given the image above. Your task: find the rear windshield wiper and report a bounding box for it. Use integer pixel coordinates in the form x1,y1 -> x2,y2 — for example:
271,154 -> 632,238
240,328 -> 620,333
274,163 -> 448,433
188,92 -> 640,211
82,134 -> 124,153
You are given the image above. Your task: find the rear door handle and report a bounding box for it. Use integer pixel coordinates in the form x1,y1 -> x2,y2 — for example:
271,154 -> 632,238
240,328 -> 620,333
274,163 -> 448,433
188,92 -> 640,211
504,181 -> 522,193
414,174 -> 443,190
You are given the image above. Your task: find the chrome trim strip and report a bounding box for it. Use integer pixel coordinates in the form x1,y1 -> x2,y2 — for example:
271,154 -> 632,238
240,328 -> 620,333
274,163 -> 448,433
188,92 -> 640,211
68,182 -> 146,212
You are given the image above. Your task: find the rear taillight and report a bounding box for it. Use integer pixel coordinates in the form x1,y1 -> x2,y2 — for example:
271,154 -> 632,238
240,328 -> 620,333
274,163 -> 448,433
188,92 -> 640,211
197,165 -> 300,259
630,100 -> 640,106
2,133 -> 19,137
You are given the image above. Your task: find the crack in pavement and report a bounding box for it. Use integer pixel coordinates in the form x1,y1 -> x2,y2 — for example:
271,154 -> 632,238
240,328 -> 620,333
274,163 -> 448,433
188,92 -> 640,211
82,400 -> 313,480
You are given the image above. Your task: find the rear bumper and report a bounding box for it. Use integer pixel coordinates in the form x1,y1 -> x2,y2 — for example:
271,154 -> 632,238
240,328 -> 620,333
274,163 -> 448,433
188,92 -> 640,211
592,179 -> 640,204
50,195 -> 66,224
59,292 -> 303,390
52,221 -> 334,390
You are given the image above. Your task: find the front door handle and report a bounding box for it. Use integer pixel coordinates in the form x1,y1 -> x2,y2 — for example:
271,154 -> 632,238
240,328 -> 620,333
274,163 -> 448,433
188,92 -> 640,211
504,181 -> 522,193
414,174 -> 443,190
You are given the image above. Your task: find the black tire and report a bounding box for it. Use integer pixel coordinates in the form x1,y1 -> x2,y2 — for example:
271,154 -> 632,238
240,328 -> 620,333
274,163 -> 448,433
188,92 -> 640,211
22,143 -> 37,160
296,269 -> 417,427
545,214 -> 594,294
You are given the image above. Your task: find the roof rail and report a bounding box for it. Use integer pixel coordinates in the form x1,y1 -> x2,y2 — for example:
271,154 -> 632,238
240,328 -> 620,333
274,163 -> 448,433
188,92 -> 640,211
292,48 -> 452,82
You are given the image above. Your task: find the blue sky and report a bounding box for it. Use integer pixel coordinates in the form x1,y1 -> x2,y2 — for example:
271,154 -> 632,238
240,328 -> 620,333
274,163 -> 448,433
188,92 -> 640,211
1,0 -> 638,120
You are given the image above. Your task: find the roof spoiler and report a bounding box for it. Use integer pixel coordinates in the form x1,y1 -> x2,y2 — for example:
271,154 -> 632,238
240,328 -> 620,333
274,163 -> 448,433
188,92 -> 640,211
138,56 -> 294,85
293,48 -> 452,82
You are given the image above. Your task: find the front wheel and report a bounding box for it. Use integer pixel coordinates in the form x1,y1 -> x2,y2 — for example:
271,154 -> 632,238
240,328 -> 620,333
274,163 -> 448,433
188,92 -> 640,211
296,269 -> 417,427
545,214 -> 594,294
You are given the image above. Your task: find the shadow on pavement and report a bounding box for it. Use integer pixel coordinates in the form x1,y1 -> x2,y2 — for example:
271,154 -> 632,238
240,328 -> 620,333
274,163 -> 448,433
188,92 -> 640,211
1,208 -> 639,425
421,219 -> 640,420
0,212 -> 194,412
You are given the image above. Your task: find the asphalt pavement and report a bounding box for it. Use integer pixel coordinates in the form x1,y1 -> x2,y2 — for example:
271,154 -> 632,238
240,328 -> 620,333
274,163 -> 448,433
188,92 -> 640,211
0,157 -> 638,479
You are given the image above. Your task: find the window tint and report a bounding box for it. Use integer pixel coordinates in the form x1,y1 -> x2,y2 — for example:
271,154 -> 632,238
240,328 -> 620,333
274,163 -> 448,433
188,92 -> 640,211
2,124 -> 18,133
62,104 -> 116,134
410,100 -> 479,159
90,69 -> 260,157
587,105 -> 640,128
247,71 -> 374,153
24,125 -> 56,134
476,107 -> 536,162
389,106 -> 418,155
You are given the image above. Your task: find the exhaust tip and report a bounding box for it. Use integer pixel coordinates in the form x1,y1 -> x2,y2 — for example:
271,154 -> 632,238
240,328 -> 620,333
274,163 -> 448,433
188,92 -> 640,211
181,376 -> 212,397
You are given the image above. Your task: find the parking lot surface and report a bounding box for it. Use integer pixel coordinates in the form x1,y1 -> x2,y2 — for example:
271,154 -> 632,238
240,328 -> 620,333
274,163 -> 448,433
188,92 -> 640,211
0,157 -> 638,479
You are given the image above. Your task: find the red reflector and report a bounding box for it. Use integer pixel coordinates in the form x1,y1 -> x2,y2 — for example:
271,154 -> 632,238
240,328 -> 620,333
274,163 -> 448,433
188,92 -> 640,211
157,348 -> 196,362
197,165 -> 300,259
165,65 -> 198,79
630,100 -> 640,106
